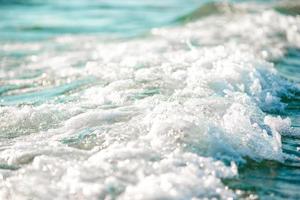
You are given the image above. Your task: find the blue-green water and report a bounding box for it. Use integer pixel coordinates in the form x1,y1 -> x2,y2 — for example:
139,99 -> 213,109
0,0 -> 279,41
1,0 -> 300,199
0,0 -> 205,41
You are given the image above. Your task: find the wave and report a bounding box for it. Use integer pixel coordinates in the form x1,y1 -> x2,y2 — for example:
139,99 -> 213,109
176,1 -> 300,24
0,2 -> 300,199
176,2 -> 239,23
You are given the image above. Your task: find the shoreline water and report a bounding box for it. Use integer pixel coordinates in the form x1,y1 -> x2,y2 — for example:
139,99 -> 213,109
1,1 -> 300,199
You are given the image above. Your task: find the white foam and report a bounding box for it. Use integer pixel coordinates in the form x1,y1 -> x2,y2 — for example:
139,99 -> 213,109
0,4 -> 299,200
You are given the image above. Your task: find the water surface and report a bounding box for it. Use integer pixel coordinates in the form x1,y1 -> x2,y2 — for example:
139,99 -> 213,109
1,0 -> 300,199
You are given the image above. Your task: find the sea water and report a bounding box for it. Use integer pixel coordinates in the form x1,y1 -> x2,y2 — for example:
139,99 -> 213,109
0,0 -> 300,199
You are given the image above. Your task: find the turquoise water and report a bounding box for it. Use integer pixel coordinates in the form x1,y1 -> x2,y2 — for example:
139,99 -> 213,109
0,0 -> 278,41
0,0 -> 206,41
1,0 -> 300,199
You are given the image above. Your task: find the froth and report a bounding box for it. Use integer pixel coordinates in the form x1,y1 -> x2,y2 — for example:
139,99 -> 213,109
1,4 -> 300,200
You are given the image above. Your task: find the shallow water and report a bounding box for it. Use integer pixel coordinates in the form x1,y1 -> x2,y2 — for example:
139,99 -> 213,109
1,0 -> 300,199
0,0 -> 206,41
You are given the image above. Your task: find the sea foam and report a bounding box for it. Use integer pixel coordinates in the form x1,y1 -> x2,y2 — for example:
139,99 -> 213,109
1,3 -> 300,200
